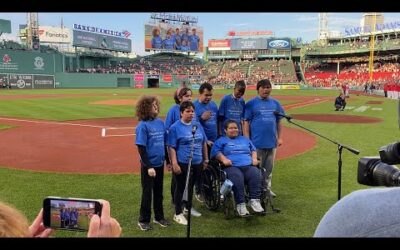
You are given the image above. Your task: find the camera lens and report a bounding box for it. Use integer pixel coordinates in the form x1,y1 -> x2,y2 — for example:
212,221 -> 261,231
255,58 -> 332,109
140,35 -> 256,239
379,142 -> 400,165
358,156 -> 400,187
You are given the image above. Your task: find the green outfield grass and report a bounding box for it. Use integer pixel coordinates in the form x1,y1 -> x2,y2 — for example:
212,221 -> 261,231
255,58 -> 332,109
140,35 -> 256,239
0,88 -> 398,237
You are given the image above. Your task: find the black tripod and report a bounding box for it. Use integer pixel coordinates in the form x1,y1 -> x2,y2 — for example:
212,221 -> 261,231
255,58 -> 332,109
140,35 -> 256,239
278,113 -> 360,200
182,125 -> 197,238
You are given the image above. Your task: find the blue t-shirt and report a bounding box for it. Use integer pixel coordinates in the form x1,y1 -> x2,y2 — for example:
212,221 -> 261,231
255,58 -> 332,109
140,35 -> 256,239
151,36 -> 163,49
163,37 -> 175,50
167,120 -> 207,165
218,94 -> 245,136
173,34 -> 182,46
180,45 -> 190,51
188,34 -> 200,51
194,100 -> 219,142
135,118 -> 166,167
165,104 -> 197,131
181,33 -> 189,43
211,136 -> 256,167
244,96 -> 284,149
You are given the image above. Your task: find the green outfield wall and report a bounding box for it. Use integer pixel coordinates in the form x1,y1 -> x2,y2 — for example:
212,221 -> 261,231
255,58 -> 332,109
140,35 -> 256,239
55,73 -> 134,88
0,49 -> 63,75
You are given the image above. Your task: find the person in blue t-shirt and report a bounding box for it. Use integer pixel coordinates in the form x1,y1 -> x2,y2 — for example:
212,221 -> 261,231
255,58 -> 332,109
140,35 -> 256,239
181,27 -> 190,45
211,120 -> 264,217
179,39 -> 190,52
151,27 -> 163,49
188,28 -> 200,51
194,82 -> 219,145
135,95 -> 170,231
218,80 -> 246,137
243,79 -> 284,199
167,101 -> 209,226
165,87 -> 194,131
165,87 -> 194,209
193,82 -> 218,202
173,28 -> 182,50
162,28 -> 175,50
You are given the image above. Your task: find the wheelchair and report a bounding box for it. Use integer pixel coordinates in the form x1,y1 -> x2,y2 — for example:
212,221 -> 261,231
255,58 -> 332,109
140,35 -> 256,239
200,159 -> 280,219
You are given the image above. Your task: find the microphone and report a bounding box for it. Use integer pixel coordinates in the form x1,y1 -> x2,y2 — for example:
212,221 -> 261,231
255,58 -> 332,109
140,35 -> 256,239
192,125 -> 197,135
274,111 -> 292,120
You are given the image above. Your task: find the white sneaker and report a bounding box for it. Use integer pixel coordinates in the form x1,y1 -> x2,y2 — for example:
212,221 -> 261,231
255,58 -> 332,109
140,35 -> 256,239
183,207 -> 202,217
249,199 -> 264,213
173,213 -> 187,225
236,203 -> 250,216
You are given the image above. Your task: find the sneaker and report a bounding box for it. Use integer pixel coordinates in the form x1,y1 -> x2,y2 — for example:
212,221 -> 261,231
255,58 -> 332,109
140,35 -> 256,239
138,222 -> 152,231
173,213 -> 188,225
249,199 -> 264,213
183,207 -> 202,217
195,193 -> 204,203
269,190 -> 277,198
236,203 -> 250,217
153,218 -> 171,227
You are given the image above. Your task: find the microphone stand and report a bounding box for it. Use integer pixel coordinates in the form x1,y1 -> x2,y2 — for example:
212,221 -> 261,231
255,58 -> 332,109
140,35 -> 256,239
182,129 -> 196,238
282,115 -> 360,200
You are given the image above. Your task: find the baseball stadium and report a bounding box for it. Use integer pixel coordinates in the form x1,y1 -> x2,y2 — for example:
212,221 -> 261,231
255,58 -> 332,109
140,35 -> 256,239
0,13 -> 399,237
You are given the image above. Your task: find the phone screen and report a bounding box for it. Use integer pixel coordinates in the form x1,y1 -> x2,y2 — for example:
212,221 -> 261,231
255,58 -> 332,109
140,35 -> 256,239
43,197 -> 101,231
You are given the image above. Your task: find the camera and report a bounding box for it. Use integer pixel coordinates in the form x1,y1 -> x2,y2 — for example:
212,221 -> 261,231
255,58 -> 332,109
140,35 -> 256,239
43,196 -> 102,232
358,142 -> 400,187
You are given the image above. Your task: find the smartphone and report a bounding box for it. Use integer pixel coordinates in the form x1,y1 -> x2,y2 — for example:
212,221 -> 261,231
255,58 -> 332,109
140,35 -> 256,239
43,196 -> 102,231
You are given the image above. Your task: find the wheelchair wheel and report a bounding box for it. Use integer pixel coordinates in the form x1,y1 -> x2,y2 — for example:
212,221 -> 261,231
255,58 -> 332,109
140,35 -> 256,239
200,164 -> 221,211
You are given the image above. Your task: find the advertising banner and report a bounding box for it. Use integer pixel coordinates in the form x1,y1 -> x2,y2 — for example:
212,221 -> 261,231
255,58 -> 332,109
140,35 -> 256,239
134,74 -> 144,81
33,75 -> 55,89
9,74 -> 33,89
0,51 -> 56,75
38,26 -> 71,44
208,39 -> 231,50
281,84 -> 300,90
162,74 -> 172,82
145,23 -> 203,53
266,38 -> 291,50
227,30 -> 273,36
230,38 -> 266,50
73,30 -> 132,53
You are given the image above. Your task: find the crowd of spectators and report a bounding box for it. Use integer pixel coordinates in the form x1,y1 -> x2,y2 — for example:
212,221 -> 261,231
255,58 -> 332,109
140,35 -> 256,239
66,58 -> 300,86
305,61 -> 400,88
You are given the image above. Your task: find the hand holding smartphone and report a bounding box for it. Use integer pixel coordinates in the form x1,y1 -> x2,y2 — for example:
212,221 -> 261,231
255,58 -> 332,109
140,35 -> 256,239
43,196 -> 102,232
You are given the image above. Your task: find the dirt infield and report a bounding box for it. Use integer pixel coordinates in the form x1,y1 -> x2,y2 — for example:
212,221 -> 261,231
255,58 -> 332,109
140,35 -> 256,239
366,101 -> 383,104
0,116 -> 316,174
292,114 -> 382,123
0,95 -> 333,174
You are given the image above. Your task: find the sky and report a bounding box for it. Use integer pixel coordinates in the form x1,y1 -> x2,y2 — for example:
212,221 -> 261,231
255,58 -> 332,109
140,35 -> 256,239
1,12 -> 400,56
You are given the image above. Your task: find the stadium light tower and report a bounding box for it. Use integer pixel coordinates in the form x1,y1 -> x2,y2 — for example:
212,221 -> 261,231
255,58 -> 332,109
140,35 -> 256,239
27,13 -> 39,50
318,13 -> 329,41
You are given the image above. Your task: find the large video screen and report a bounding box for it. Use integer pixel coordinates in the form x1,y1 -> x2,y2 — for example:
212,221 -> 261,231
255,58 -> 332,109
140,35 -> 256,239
73,30 -> 132,53
230,38 -> 267,50
145,23 -> 203,53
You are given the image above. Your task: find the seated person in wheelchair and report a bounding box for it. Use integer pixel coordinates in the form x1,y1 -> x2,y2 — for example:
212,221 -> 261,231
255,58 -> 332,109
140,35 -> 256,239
210,119 -> 264,216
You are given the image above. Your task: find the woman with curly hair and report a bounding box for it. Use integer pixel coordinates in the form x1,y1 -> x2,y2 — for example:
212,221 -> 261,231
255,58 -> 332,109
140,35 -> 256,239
151,27 -> 162,49
135,95 -> 170,231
